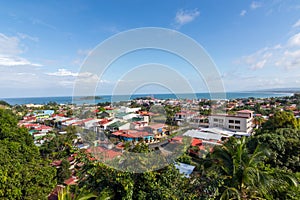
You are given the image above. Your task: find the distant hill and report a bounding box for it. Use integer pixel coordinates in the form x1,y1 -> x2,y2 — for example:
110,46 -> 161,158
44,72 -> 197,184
249,88 -> 300,94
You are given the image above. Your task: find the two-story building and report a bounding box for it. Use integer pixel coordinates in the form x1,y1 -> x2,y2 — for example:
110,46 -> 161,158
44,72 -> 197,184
208,110 -> 254,133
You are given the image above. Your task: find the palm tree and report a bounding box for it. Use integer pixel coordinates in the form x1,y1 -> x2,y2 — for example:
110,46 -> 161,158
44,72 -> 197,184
208,137 -> 297,200
58,186 -> 97,200
253,116 -> 264,128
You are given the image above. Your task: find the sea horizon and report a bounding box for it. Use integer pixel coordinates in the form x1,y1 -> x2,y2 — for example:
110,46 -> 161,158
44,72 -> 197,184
1,91 -> 294,105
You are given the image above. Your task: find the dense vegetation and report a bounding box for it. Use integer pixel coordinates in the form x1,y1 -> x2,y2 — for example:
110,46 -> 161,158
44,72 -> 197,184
0,109 -> 56,199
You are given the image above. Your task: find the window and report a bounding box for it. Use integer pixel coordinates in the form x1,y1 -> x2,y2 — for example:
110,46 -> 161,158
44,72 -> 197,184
235,120 -> 240,124
229,125 -> 234,129
235,126 -> 240,130
213,118 -> 218,122
229,120 -> 234,123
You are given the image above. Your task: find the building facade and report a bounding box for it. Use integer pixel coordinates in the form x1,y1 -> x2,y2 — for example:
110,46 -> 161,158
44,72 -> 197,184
208,110 -> 253,133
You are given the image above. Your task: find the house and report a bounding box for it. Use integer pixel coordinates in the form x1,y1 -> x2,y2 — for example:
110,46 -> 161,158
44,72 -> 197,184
86,146 -> 122,161
107,121 -> 130,132
97,111 -> 110,119
208,110 -> 254,133
142,123 -> 168,139
174,111 -> 197,125
174,162 -> 195,178
119,106 -> 141,113
112,130 -> 154,142
64,176 -> 78,185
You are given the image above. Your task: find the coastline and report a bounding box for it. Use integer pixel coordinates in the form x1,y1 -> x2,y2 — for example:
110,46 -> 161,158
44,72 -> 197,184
1,92 -> 294,105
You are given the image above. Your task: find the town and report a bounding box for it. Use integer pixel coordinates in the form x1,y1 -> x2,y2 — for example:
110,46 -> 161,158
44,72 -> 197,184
0,93 -> 294,198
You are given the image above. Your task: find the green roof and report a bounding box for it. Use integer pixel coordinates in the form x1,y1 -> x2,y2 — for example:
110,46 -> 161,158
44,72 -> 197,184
107,121 -> 127,128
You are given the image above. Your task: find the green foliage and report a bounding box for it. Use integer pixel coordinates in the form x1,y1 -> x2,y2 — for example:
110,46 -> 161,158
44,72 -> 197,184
57,159 -> 72,184
57,186 -> 97,200
250,128 -> 300,172
0,108 -> 56,199
0,100 -> 11,107
39,126 -> 79,160
164,105 -> 180,125
262,111 -> 300,131
176,153 -> 192,165
77,159 -> 196,200
205,137 -> 297,200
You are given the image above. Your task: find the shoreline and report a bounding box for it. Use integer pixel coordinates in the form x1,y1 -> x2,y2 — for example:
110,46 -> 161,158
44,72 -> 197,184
0,92 -> 295,106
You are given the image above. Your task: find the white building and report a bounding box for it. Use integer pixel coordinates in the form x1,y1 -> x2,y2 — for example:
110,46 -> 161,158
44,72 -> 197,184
208,110 -> 254,134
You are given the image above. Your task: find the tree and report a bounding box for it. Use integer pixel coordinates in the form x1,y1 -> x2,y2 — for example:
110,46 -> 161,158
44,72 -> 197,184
250,128 -> 300,172
0,108 -> 56,199
206,137 -> 297,199
57,159 -> 72,184
0,100 -> 10,107
253,116 -> 264,127
262,111 -> 300,131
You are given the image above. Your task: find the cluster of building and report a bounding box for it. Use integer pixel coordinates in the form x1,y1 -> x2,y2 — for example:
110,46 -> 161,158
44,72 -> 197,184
17,95 -> 300,196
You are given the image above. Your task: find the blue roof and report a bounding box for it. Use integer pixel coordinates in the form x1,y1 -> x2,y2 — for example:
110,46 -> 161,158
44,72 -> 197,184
174,162 -> 195,178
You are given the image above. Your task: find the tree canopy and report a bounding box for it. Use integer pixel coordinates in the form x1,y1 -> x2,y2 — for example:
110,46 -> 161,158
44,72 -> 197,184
0,109 -> 56,199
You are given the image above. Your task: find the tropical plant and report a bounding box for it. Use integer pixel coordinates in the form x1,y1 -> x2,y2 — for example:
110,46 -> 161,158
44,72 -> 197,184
207,137 -> 297,199
57,186 -> 97,200
0,108 -> 56,199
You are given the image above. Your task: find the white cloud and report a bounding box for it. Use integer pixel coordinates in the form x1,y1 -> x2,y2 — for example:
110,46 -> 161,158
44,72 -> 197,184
0,33 -> 22,55
240,10 -> 247,16
17,33 -> 39,42
275,49 -> 300,69
0,55 -> 42,66
47,68 -> 78,77
238,32 -> 300,71
239,47 -> 273,70
0,33 -> 42,66
250,1 -> 262,9
293,19 -> 300,28
174,9 -> 200,28
288,32 -> 300,46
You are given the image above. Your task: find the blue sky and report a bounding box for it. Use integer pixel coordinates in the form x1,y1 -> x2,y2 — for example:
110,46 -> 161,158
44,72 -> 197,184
1,0 -> 300,97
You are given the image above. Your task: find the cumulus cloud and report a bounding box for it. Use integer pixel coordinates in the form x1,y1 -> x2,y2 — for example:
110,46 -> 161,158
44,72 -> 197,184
288,32 -> 300,46
0,33 -> 22,55
174,9 -> 200,28
293,19 -> 300,28
240,10 -> 247,16
250,1 -> 262,9
239,47 -> 273,70
47,68 -> 78,77
17,33 -> 39,42
238,31 -> 300,71
275,50 -> 300,70
0,55 -> 41,66
0,33 -> 41,66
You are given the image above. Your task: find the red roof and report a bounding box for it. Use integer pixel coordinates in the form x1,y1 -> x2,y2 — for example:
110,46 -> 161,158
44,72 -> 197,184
86,147 -> 122,161
52,113 -> 65,117
22,123 -> 39,128
147,123 -> 166,130
112,130 -> 152,138
64,176 -> 78,185
35,125 -> 52,131
191,138 -> 202,146
171,136 -> 183,143
99,118 -> 111,125
51,160 -> 62,166
237,110 -> 254,113
48,185 -> 64,200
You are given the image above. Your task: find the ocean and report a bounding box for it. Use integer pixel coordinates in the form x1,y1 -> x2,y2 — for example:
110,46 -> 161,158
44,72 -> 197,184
1,92 -> 293,105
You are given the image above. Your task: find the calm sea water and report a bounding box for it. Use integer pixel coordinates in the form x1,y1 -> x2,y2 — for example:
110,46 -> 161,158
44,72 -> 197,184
1,92 -> 293,105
